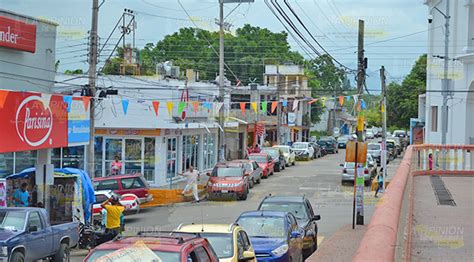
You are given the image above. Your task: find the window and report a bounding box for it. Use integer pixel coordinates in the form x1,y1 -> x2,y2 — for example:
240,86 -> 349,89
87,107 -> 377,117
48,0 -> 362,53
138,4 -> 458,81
0,153 -> 14,178
94,179 -> 119,191
230,94 -> 251,109
124,139 -> 142,175
94,137 -> 103,177
252,161 -> 259,170
237,232 -> 245,257
431,106 -> 438,132
28,212 -> 43,230
144,138 -> 155,183
182,135 -> 200,172
105,138 -> 122,176
94,194 -> 108,204
195,246 -> 211,262
121,177 -> 145,189
203,134 -> 216,170
167,138 -> 178,179
51,146 -> 85,169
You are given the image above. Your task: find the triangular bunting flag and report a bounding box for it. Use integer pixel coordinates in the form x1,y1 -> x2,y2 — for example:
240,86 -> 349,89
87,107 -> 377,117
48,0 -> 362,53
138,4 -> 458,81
381,103 -> 385,113
122,98 -> 129,115
178,101 -> 186,115
214,102 -> 223,114
339,96 -> 344,106
166,102 -> 174,116
361,100 -> 367,110
261,101 -> 267,112
308,99 -> 318,104
192,101 -> 199,113
321,97 -> 327,107
271,101 -> 278,113
82,97 -> 91,112
0,90 -> 9,109
353,95 -> 358,104
240,102 -> 246,115
251,102 -> 258,113
63,96 -> 72,113
345,95 -> 351,102
152,101 -> 160,116
40,93 -> 52,108
282,100 -> 288,107
292,100 -> 299,111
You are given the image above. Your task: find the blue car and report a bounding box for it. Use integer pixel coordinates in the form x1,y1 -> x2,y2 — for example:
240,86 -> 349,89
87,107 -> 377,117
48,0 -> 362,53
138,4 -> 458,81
236,211 -> 304,262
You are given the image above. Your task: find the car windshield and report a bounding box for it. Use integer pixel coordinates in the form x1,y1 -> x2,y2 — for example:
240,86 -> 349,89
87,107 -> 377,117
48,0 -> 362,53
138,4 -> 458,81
237,216 -> 286,238
274,147 -> 289,153
260,202 -> 309,221
337,137 -> 347,142
368,144 -> 381,150
86,248 -> 180,261
292,143 -> 307,149
215,167 -> 243,177
249,155 -> 267,163
0,210 -> 26,231
263,150 -> 279,159
200,233 -> 233,258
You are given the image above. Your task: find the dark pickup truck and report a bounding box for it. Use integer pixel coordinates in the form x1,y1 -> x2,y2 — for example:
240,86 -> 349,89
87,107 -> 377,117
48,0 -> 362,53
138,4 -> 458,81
0,207 -> 79,262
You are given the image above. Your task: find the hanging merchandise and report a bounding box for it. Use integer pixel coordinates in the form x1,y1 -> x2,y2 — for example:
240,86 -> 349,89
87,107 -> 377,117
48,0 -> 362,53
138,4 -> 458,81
270,101 -> 278,113
261,101 -> 267,113
63,96 -> 72,113
240,102 -> 246,115
166,101 -> 174,116
339,96 -> 345,106
82,97 -> 91,112
152,101 -> 160,116
251,102 -> 258,113
292,100 -> 299,111
121,98 -> 129,115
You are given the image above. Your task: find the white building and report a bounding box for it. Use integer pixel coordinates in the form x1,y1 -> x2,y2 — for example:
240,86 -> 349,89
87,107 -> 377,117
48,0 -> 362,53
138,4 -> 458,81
423,0 -> 474,144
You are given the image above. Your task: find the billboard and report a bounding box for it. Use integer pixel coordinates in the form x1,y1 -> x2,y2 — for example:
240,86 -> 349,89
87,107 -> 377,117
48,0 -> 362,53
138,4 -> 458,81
68,98 -> 90,145
0,16 -> 37,53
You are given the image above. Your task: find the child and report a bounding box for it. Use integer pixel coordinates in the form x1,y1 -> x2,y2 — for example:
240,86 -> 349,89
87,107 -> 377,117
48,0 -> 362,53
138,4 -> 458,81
428,153 -> 433,171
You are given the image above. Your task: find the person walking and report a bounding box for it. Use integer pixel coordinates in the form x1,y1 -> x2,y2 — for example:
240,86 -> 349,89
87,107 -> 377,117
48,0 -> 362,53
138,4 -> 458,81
180,165 -> 200,203
100,195 -> 124,239
13,183 -> 30,207
428,153 -> 433,171
110,155 -> 122,176
374,173 -> 384,198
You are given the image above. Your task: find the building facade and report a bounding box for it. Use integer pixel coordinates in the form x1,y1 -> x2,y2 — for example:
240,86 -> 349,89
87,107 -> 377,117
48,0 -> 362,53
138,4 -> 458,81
423,0 -> 474,144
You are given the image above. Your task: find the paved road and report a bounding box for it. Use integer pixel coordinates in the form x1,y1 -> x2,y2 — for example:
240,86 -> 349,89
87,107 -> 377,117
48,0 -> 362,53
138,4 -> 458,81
74,148 -> 382,261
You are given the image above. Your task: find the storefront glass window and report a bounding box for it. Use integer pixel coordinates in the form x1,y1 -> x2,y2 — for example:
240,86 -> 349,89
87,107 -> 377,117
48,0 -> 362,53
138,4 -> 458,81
203,134 -> 216,170
15,151 -> 37,174
105,138 -> 122,175
62,146 -> 85,169
166,137 -> 177,180
94,137 -> 103,177
124,139 -> 142,175
182,135 -> 200,172
144,138 -> 155,183
51,148 -> 61,168
0,152 -> 14,178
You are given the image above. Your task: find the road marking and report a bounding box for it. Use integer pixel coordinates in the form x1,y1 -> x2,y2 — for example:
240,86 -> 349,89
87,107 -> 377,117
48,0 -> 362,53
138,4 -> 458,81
317,236 -> 325,246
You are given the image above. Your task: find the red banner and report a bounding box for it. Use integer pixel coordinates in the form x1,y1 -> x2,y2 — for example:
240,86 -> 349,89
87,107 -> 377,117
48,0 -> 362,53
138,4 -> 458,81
0,16 -> 37,53
0,90 -> 68,153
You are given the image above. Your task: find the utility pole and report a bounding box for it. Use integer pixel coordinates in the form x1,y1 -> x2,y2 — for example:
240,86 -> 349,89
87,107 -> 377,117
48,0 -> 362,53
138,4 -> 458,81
440,0 -> 450,169
218,0 -> 225,162
380,66 -> 387,190
87,0 -> 99,178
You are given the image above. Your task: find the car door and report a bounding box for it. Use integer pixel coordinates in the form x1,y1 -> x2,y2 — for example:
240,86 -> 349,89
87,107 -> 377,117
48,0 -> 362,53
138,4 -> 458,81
305,200 -> 317,239
237,230 -> 256,262
286,214 -> 299,260
119,177 -> 147,199
267,155 -> 274,172
253,161 -> 262,180
25,211 -> 51,260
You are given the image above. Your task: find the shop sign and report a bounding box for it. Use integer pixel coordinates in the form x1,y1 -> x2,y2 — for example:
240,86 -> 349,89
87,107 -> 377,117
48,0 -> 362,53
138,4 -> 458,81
0,91 -> 68,153
0,16 -> 37,53
288,112 -> 296,127
68,99 -> 90,144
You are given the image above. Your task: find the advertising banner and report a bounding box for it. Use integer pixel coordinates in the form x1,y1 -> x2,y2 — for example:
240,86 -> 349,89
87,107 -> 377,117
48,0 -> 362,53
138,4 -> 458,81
0,16 -> 37,53
68,98 -> 90,144
0,90 -> 68,153
0,179 -> 6,207
288,112 -> 296,126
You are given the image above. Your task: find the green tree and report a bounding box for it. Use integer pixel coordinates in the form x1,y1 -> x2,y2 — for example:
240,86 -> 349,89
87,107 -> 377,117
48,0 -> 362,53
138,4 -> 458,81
386,54 -> 427,128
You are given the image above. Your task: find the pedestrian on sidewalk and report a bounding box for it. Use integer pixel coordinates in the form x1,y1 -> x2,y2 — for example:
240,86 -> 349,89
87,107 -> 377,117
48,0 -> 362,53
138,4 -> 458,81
180,165 -> 200,203
374,173 -> 384,198
428,153 -> 433,171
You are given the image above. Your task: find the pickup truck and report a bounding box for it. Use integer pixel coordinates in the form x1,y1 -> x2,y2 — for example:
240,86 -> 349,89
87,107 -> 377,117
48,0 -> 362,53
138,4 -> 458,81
0,207 -> 79,262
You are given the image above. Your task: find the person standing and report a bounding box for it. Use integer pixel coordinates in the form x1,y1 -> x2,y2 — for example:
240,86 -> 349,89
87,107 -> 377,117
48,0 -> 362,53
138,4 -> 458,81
100,195 -> 124,239
13,183 -> 30,207
180,165 -> 200,203
374,173 -> 384,198
428,153 -> 433,171
110,156 -> 122,176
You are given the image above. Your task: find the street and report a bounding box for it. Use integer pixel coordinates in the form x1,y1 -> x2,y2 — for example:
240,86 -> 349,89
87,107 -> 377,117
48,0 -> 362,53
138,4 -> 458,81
73,149 -> 388,261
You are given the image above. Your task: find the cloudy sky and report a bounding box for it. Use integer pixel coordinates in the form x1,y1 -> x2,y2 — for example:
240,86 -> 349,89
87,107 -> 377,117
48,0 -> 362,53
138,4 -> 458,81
3,0 -> 431,90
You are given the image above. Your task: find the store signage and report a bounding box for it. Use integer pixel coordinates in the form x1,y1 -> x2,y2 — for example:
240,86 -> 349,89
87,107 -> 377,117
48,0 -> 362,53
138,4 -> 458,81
0,16 -> 37,53
0,91 -> 68,153
68,98 -> 90,144
288,112 -> 296,127
0,179 -> 6,208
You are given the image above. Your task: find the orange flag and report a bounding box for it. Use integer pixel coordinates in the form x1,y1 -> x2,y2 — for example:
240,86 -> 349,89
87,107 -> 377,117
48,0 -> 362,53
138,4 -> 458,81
271,101 -> 278,113
192,101 -> 199,113
152,101 -> 160,116
308,99 -> 318,104
339,96 -> 344,106
240,102 -> 246,115
0,90 -> 9,109
82,97 -> 91,112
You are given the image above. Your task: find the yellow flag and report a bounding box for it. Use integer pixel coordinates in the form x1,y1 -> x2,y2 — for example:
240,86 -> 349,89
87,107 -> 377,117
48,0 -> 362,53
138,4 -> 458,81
166,101 -> 174,116
251,102 -> 258,113
357,116 -> 364,132
381,103 -> 385,113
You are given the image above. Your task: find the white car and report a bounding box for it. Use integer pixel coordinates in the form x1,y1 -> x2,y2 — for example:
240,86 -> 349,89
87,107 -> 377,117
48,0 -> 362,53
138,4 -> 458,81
273,145 -> 296,166
366,130 -> 375,139
291,142 -> 315,161
93,190 -> 140,218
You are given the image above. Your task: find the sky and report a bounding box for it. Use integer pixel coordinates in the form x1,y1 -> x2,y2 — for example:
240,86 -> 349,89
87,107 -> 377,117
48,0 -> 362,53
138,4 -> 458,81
3,0 -> 431,91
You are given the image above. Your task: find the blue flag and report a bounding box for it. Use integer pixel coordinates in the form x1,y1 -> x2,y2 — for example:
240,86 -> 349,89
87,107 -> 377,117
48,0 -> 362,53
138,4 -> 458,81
122,98 -> 129,115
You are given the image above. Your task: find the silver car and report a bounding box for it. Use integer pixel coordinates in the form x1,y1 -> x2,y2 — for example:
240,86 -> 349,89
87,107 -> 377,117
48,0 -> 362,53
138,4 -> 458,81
340,154 -> 377,186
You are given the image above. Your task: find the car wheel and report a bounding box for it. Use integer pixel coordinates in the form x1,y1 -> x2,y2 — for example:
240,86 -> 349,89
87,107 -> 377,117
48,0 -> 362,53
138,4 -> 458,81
53,243 -> 70,262
292,160 -> 296,166
257,177 -> 261,184
239,187 -> 248,200
249,179 -> 254,189
11,251 -> 25,262
275,164 -> 280,172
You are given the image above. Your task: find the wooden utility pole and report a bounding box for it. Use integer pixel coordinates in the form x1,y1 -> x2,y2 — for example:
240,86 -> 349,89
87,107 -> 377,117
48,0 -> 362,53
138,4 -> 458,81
87,0 -> 99,178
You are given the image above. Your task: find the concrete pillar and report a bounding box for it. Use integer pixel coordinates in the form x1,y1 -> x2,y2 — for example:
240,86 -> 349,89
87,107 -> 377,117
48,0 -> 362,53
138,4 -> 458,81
36,149 -> 52,211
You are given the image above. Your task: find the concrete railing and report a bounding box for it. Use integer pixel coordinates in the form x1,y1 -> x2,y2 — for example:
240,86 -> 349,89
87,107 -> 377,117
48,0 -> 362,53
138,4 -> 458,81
353,145 -> 474,262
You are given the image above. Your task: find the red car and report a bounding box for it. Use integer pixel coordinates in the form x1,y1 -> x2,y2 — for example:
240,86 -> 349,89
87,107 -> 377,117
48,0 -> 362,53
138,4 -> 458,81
93,174 -> 153,204
248,153 -> 275,178
84,233 -> 219,261
206,162 -> 251,200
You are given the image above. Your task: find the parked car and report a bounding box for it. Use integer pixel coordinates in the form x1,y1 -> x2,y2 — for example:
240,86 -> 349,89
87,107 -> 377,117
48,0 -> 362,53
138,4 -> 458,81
367,143 -> 389,166
257,195 -> 321,259
292,142 -> 315,160
393,130 -> 407,138
316,140 -> 328,156
309,142 -> 322,158
337,136 -> 349,148
228,159 -> 263,188
385,140 -> 397,160
389,137 -> 402,156
93,174 -> 153,204
366,130 -> 375,139
262,147 -> 286,172
340,154 -> 377,186
84,233 -> 219,261
273,145 -> 296,166
236,211 -> 304,262
176,223 -> 257,262
248,153 -> 275,178
206,163 -> 251,200
319,137 -> 338,154
0,207 -> 79,262
93,190 -> 140,218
